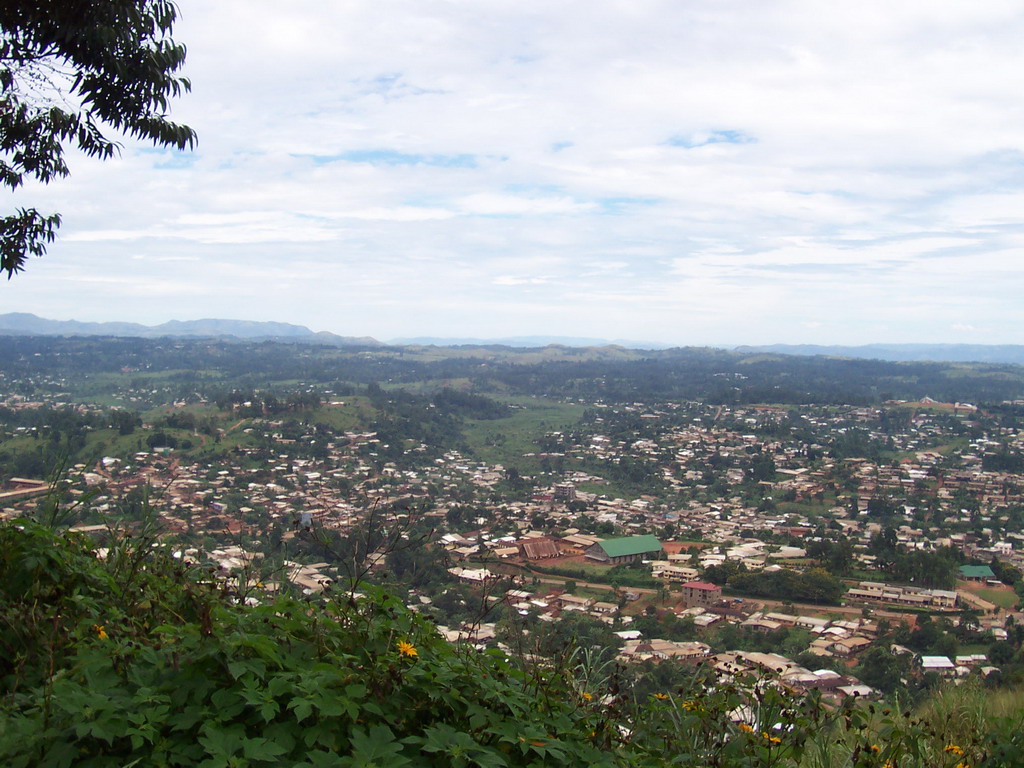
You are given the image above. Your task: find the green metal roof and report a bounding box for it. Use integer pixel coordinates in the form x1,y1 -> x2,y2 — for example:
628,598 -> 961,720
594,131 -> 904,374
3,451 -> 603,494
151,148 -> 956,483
597,535 -> 663,558
959,565 -> 995,579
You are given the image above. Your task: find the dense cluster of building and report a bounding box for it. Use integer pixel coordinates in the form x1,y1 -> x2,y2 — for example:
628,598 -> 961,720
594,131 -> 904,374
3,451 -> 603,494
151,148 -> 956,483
3,390 -> 1023,695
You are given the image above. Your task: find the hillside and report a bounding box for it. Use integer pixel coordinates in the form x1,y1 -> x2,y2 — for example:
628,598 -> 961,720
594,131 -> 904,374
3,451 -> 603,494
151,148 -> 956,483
736,343 -> 1024,366
2,519 -> 1023,767
1,334 -> 1023,406
0,313 -> 381,347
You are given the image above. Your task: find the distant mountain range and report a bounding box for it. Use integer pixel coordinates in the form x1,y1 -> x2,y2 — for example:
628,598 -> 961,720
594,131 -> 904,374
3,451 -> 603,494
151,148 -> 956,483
2,314 -> 1023,365
393,337 -> 1024,364
389,335 -> 674,349
0,313 -> 381,347
734,343 -> 1024,366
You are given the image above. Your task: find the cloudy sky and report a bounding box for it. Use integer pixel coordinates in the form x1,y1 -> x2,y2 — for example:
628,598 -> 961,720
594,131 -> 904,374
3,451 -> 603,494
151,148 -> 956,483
6,0 -> 1024,346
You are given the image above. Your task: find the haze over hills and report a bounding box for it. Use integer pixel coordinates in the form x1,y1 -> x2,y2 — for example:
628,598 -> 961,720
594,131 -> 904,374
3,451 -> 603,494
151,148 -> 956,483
3,314 -> 1024,365
735,343 -> 1024,366
390,335 -> 674,349
0,313 -> 381,347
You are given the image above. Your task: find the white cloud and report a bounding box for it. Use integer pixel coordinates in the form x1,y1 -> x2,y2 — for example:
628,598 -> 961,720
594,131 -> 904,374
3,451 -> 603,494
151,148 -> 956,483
5,0 -> 1024,344
458,194 -> 595,216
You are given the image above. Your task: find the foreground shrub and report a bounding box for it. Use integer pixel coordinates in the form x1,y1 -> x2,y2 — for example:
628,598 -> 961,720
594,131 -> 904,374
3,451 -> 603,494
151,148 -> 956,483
2,520 -> 1023,768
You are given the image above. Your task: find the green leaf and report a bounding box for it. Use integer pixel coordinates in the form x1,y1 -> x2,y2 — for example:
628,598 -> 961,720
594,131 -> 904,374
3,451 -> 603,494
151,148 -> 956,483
300,751 -> 346,768
210,689 -> 245,719
198,723 -> 247,759
340,725 -> 409,768
288,698 -> 314,723
268,674 -> 293,698
242,737 -> 288,761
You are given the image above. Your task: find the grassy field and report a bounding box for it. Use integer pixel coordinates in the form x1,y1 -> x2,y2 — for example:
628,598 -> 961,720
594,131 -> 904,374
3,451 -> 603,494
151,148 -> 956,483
535,559 -> 615,578
571,585 -> 619,602
306,397 -> 378,432
775,499 -> 831,517
461,396 -> 588,470
957,642 -> 993,656
965,585 -> 1019,610
575,480 -> 612,495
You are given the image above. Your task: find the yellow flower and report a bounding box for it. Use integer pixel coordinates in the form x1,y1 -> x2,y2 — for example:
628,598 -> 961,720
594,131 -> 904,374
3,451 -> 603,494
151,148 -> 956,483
581,692 -> 593,701
396,640 -> 417,658
945,745 -> 965,755
682,700 -> 700,711
93,624 -> 108,640
955,763 -> 970,768
869,745 -> 881,753
652,692 -> 669,700
738,723 -> 754,733
763,733 -> 781,744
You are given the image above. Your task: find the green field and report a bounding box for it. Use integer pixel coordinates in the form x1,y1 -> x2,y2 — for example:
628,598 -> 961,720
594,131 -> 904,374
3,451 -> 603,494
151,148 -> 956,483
305,397 -> 379,432
526,559 -> 615,580
775,499 -> 831,517
967,586 -> 1019,610
461,396 -> 588,470
572,585 -> 619,602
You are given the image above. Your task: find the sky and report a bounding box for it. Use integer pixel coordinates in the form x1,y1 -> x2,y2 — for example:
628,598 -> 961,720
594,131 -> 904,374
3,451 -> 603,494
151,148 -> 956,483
5,0 -> 1024,347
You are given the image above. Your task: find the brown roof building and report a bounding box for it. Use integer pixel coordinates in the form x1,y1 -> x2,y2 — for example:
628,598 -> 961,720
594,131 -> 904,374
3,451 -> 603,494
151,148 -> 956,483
679,581 -> 723,608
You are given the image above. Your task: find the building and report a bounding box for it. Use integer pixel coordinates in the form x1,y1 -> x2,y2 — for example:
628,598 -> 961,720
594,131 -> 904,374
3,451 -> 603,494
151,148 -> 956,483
847,581 -> 958,609
520,538 -> 560,560
585,535 -> 663,564
679,581 -> 723,608
448,567 -> 498,584
619,639 -> 711,662
553,483 -> 576,501
652,562 -> 700,583
959,565 -> 995,582
920,655 -> 956,677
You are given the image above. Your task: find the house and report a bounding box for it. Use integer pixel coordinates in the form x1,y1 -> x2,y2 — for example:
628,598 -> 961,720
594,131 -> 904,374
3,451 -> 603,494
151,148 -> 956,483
743,617 -> 783,633
679,581 -> 723,608
553,483 -> 576,501
795,616 -> 830,632
447,567 -> 498,584
520,538 -> 560,560
651,562 -> 700,582
830,636 -> 873,657
556,594 -> 594,611
619,639 -> 711,662
920,655 -> 956,677
585,535 -> 663,564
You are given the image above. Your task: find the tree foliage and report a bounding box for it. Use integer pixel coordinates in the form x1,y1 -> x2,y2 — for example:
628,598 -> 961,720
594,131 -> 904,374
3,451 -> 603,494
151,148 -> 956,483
727,567 -> 845,605
0,0 -> 195,277
5,521 -> 1024,767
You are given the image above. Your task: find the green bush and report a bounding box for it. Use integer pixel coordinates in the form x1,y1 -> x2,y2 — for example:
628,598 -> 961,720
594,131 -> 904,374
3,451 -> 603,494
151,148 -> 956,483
0,521 -> 619,767
2,520 -> 1023,768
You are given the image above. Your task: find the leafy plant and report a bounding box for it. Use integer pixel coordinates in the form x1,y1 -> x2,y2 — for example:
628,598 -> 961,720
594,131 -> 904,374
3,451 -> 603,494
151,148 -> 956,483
2,520 -> 1023,768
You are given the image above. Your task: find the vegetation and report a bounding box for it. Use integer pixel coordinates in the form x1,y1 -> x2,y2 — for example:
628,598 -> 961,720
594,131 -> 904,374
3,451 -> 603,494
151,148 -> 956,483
0,520 -> 619,767
3,337 -> 1024,764
2,519 -> 1024,767
0,0 -> 196,276
726,567 -> 846,605
2,335 -> 1024,408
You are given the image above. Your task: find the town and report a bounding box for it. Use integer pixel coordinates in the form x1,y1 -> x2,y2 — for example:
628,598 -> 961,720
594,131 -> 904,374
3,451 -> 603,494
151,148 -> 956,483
2,335 -> 1024,704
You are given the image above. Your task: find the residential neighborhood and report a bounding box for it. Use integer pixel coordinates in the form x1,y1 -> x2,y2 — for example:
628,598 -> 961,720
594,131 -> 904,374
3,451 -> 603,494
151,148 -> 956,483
2,337 -> 1024,701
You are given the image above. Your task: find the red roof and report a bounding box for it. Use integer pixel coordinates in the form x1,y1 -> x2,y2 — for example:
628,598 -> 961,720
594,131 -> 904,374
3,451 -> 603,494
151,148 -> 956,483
681,581 -> 721,591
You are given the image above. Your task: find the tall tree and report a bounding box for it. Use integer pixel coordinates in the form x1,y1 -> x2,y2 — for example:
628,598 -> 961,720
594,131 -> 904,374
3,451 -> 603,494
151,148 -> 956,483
1,0 -> 195,277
